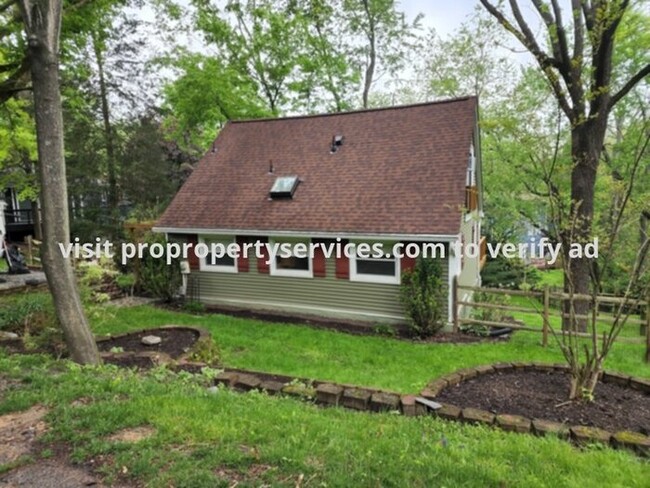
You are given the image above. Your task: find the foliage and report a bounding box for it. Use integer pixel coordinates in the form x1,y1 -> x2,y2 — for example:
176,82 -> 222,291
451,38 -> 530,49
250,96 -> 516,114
481,255 -> 540,290
399,257 -> 445,337
0,293 -> 56,335
186,338 -> 221,366
464,291 -> 511,336
138,232 -> 182,301
181,300 -> 206,314
115,273 -> 136,295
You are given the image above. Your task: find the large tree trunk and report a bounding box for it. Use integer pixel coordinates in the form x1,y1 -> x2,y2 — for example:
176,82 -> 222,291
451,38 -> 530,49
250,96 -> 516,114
20,0 -> 100,364
563,122 -> 606,332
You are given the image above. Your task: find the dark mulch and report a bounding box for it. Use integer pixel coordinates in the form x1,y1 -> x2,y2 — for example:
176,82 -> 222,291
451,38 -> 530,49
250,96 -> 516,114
436,369 -> 650,434
97,328 -> 199,359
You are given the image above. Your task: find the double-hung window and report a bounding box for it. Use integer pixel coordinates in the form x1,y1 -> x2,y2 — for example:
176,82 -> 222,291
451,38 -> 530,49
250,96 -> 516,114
199,235 -> 238,273
350,241 -> 400,284
269,237 -> 312,278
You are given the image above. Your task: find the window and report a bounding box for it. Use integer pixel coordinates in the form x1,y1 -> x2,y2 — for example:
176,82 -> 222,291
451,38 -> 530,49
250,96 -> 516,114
199,236 -> 237,273
269,238 -> 312,278
270,176 -> 299,198
350,242 -> 400,284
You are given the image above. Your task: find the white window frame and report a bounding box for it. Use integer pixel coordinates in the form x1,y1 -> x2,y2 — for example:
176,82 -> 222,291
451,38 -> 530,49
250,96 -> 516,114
269,237 -> 313,278
350,241 -> 401,285
199,235 -> 238,273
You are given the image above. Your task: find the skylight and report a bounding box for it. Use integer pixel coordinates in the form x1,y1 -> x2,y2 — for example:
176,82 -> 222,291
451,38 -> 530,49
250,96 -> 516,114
270,176 -> 299,198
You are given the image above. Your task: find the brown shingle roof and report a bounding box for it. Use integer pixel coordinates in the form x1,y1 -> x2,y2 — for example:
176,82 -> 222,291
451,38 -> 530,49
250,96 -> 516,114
157,97 -> 478,236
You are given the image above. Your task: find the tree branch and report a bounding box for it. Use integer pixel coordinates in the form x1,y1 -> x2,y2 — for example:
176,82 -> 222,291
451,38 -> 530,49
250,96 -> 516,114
609,63 -> 650,110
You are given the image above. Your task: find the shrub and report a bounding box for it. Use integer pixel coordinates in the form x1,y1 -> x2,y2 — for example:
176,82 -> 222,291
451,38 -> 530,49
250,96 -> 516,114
115,273 -> 136,296
462,291 -> 511,336
400,257 -> 445,337
0,293 -> 57,335
481,255 -> 540,289
139,232 -> 182,301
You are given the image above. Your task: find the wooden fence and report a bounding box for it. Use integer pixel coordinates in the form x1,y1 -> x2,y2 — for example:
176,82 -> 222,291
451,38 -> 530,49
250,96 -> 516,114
452,279 -> 650,362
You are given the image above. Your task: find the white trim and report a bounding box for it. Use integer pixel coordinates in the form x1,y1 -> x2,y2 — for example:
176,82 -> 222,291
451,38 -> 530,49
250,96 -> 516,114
269,237 -> 313,278
349,241 -> 401,285
198,235 -> 238,273
153,226 -> 458,242
447,238 -> 462,323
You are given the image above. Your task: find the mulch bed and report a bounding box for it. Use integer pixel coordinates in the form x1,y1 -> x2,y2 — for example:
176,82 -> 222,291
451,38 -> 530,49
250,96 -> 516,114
436,369 -> 650,434
97,328 -> 199,359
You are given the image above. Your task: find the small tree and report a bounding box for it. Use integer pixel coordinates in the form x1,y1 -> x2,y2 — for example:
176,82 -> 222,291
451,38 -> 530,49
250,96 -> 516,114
400,257 -> 445,337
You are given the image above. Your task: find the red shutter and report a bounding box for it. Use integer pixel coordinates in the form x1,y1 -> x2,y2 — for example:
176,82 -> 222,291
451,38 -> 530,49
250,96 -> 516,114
236,236 -> 249,272
186,234 -> 199,271
313,241 -> 326,278
335,239 -> 349,279
257,237 -> 270,274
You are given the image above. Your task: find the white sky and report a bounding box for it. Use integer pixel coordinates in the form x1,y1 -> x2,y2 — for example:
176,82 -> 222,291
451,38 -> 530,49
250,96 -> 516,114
401,0 -> 479,37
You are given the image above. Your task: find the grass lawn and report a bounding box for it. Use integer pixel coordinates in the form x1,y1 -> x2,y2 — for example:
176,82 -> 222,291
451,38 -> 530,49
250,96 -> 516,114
0,353 -> 648,487
90,303 -> 650,393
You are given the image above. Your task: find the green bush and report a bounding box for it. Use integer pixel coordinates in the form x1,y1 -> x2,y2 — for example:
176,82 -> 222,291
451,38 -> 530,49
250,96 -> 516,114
0,293 -> 57,335
463,291 -> 511,336
139,232 -> 182,302
115,273 -> 136,295
400,257 -> 445,337
481,255 -> 540,289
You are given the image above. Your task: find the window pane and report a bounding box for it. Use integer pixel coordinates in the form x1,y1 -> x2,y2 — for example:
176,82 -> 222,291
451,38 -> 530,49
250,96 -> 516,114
207,254 -> 235,267
356,259 -> 395,276
276,255 -> 309,271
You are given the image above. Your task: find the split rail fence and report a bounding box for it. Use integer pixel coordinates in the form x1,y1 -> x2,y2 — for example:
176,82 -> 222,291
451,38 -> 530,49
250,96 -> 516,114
451,279 -> 650,363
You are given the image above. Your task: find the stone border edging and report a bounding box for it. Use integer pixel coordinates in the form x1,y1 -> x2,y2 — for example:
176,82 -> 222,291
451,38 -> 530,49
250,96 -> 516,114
91,327 -> 649,458
420,362 -> 650,457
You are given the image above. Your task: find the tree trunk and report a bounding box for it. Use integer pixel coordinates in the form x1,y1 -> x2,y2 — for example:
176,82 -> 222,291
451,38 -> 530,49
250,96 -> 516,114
93,34 -> 118,220
20,0 -> 100,364
562,122 -> 605,332
361,0 -> 375,109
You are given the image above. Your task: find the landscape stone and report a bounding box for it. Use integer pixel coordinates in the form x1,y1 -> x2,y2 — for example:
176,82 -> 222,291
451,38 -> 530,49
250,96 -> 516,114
234,374 -> 262,391
400,395 -> 425,416
435,403 -> 461,420
316,383 -> 344,406
342,388 -> 372,410
570,426 -> 611,445
281,383 -> 316,399
0,331 -> 19,340
474,365 -> 495,375
214,371 -> 239,387
369,392 -> 401,412
601,371 -> 630,387
532,419 -> 570,438
629,378 -> 650,394
461,408 -> 495,425
496,414 -> 531,433
141,335 -> 161,346
259,380 -> 285,395
611,431 -> 650,457
443,373 -> 462,386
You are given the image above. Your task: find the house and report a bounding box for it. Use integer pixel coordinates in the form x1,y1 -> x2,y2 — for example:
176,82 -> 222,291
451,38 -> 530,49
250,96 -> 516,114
1,188 -> 35,243
154,97 -> 483,326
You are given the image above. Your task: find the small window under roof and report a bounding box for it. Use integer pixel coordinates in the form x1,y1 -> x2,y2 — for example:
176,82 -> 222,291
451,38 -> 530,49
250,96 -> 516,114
270,176 -> 299,198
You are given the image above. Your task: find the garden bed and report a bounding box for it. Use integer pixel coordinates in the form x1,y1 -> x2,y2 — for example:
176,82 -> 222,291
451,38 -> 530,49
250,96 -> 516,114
96,326 -> 210,360
435,369 -> 650,434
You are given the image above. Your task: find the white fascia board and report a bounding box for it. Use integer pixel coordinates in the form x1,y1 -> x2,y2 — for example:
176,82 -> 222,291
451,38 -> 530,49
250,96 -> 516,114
152,227 -> 458,242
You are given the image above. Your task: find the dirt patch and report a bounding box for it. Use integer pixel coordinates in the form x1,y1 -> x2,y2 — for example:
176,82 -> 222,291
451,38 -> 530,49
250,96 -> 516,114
436,369 -> 650,434
0,405 -> 48,465
106,426 -> 156,443
0,462 -> 104,488
97,328 -> 199,359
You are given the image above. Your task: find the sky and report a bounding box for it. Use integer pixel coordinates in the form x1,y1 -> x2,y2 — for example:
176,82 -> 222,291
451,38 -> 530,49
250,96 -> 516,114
401,0 -> 479,37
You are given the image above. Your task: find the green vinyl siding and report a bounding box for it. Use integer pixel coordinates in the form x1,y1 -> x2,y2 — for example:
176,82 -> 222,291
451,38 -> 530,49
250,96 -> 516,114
188,246 -> 449,325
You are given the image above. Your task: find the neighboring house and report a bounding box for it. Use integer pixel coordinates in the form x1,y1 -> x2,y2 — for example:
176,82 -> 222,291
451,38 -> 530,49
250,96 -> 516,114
155,97 -> 483,326
1,188 -> 35,243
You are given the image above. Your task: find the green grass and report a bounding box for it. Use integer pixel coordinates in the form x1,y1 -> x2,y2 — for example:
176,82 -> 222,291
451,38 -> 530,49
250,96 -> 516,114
537,269 -> 564,289
90,303 -> 650,393
0,353 -> 648,487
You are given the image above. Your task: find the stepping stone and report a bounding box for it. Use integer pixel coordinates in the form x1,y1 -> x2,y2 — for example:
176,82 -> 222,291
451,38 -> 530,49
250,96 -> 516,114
141,335 -> 161,346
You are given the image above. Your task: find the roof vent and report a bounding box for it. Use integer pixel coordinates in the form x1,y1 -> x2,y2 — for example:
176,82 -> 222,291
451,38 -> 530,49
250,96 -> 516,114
330,134 -> 344,153
270,176 -> 299,199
